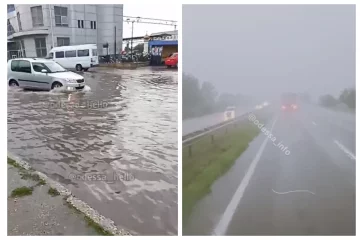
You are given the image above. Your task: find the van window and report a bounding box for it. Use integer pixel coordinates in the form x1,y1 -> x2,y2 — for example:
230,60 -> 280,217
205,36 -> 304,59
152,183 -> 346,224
65,50 -> 76,58
77,49 -> 89,57
15,60 -> 31,73
92,49 -> 98,56
55,51 -> 64,58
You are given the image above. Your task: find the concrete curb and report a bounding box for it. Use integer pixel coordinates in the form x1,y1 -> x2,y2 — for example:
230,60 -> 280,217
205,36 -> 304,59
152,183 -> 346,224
7,153 -> 132,236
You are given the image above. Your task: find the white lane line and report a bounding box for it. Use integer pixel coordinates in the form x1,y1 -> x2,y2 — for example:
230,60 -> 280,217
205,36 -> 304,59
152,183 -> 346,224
312,121 -> 317,126
272,189 -> 315,195
212,115 -> 278,236
333,139 -> 356,161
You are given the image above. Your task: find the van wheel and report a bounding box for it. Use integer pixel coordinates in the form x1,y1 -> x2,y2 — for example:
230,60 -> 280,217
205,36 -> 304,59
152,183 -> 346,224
51,82 -> 63,89
76,64 -> 83,71
9,80 -> 19,87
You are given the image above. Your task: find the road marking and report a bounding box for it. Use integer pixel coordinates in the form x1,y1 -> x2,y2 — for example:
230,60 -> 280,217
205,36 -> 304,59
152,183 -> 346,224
272,189 -> 315,195
212,115 -> 278,236
312,121 -> 317,126
333,139 -> 356,161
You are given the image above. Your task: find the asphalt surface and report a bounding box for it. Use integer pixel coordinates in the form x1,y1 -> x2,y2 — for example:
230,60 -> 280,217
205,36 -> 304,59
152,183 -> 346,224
182,103 -> 258,136
184,103 -> 355,235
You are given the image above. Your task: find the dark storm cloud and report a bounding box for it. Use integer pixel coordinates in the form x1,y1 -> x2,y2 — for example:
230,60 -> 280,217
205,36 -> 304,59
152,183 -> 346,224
183,4 -> 355,100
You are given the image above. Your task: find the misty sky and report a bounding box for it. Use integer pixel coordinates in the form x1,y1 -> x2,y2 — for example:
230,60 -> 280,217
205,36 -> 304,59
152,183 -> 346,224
123,4 -> 178,38
183,5 -> 355,100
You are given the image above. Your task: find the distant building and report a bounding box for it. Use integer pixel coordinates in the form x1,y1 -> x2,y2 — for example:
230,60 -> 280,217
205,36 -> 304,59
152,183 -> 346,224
7,4 -> 123,59
122,30 -> 178,65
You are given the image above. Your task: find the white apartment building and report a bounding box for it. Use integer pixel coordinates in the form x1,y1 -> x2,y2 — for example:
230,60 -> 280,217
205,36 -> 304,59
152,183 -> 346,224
7,4 -> 123,59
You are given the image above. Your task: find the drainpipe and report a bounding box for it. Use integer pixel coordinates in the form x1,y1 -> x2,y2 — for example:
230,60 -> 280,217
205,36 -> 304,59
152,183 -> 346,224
49,4 -> 54,48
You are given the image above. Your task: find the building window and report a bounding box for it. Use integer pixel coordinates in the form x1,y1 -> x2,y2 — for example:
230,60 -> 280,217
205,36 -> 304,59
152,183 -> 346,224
17,12 -> 22,31
57,37 -> 70,47
78,20 -> 84,28
20,40 -> 26,57
7,20 -> 15,36
90,21 -> 97,29
31,6 -> 44,27
35,38 -> 47,57
7,4 -> 15,13
54,6 -> 68,27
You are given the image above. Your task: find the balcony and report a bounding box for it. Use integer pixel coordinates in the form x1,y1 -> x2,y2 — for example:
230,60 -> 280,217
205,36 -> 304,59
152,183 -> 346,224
7,28 -> 49,40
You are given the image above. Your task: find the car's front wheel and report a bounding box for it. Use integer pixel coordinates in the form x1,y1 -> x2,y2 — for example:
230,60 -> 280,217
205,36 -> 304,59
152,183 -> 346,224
9,80 -> 19,87
51,82 -> 63,89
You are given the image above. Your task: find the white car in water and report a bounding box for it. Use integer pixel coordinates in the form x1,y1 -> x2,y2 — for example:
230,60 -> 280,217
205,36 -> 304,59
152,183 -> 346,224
7,58 -> 85,91
224,106 -> 236,121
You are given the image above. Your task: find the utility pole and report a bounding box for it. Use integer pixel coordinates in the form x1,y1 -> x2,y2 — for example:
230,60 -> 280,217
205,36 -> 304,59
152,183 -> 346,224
114,26 -> 116,57
130,20 -> 134,60
48,4 -> 54,48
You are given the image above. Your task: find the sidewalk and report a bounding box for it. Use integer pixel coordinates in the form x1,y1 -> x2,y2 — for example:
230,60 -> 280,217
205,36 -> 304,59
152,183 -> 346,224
7,161 -> 101,236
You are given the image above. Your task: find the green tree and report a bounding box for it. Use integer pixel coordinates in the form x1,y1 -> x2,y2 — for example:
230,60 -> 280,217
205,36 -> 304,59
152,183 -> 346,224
319,94 -> 338,108
339,88 -> 355,109
133,43 -> 144,53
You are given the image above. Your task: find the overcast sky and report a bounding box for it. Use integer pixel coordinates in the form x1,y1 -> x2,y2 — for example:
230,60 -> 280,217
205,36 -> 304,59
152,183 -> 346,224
123,4 -> 178,38
183,5 -> 355,100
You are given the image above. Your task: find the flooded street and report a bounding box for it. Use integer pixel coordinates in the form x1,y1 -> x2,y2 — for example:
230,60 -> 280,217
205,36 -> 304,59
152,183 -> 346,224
8,67 -> 178,235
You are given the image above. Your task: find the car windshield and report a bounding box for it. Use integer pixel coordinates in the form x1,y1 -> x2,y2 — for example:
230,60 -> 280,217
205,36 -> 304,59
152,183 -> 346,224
42,61 -> 67,73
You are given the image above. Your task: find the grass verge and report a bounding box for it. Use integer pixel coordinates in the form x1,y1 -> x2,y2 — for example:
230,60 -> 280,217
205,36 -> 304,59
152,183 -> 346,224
48,187 -> 60,197
11,186 -> 33,198
182,121 -> 260,223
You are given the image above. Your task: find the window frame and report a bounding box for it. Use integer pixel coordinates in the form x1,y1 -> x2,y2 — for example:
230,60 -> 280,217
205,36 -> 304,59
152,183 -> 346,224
54,6 -> 68,27
31,6 -> 44,27
55,51 -> 65,58
77,49 -> 89,57
34,38 -> 47,57
65,50 -> 76,58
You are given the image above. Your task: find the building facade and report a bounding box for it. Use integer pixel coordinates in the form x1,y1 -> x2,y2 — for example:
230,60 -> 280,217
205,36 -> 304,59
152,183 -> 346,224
7,4 -> 123,59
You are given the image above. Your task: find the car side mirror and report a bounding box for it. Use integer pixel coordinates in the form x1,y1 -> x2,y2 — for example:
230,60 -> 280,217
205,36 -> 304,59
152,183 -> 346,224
41,69 -> 48,73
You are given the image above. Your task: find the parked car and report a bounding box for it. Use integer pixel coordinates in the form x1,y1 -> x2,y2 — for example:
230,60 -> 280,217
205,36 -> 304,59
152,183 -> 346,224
47,44 -> 99,71
165,52 -> 178,68
7,58 -> 85,91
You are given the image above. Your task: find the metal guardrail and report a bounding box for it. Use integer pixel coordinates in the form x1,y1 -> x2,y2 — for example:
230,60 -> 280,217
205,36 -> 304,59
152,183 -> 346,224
182,111 -> 253,146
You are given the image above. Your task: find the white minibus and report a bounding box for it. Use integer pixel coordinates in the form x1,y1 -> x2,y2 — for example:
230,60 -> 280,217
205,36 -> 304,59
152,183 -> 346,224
48,44 -> 99,71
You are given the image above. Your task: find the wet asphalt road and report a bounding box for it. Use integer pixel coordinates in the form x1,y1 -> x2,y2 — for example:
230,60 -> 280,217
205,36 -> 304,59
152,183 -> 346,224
8,67 -> 178,235
184,103 -> 355,235
183,103 -> 258,136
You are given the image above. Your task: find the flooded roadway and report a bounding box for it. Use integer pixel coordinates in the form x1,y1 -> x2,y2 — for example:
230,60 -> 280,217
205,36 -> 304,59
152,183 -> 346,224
8,67 -> 178,235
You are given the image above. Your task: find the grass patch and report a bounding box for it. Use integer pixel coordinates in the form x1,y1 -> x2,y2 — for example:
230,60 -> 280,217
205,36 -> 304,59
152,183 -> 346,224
182,121 -> 260,223
20,172 -> 41,181
48,187 -> 60,197
11,186 -> 33,198
7,157 -> 24,170
84,216 -> 113,236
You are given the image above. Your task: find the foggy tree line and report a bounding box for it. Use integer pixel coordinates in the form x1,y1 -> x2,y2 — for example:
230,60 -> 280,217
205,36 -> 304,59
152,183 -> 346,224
183,73 -> 247,119
319,88 -> 356,110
